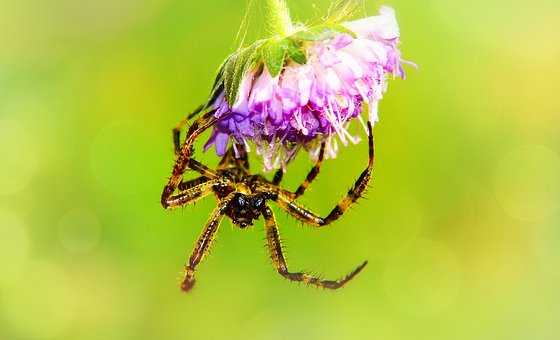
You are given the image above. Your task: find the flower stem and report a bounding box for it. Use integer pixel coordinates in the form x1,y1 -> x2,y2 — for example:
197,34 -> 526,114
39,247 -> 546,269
267,0 -> 294,36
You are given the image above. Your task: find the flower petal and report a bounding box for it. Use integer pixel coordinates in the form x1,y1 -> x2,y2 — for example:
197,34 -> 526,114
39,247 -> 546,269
343,6 -> 400,41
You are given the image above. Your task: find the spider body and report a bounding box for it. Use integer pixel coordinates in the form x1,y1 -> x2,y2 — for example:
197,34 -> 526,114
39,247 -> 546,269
161,110 -> 376,293
195,161 -> 271,228
215,172 -> 270,228
225,192 -> 267,228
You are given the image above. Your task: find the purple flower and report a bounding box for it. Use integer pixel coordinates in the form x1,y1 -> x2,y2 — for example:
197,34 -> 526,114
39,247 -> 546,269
204,6 -> 412,171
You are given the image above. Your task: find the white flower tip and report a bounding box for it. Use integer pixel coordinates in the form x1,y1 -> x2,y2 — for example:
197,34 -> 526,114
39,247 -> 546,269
344,6 -> 400,41
379,6 -> 395,17
402,59 -> 419,70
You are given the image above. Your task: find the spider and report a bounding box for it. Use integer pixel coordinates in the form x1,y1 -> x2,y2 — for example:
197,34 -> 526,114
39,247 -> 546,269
161,107 -> 375,293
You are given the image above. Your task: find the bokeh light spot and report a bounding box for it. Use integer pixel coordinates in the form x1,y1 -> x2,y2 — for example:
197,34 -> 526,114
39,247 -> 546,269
0,120 -> 39,195
382,239 -> 462,316
0,210 -> 29,286
2,261 -> 76,339
365,194 -> 424,257
89,121 -> 162,202
58,208 -> 102,254
493,145 -> 560,221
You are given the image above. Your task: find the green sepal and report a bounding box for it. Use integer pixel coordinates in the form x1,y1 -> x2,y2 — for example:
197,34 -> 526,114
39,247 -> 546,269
284,38 -> 307,64
262,38 -> 287,77
205,65 -> 226,109
223,40 -> 264,106
329,24 -> 357,38
261,37 -> 308,76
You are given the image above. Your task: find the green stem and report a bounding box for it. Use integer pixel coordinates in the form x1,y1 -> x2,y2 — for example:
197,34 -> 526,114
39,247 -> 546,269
267,0 -> 294,36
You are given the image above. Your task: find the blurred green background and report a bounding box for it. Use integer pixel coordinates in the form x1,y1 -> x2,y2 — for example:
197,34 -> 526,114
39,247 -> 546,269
1,0 -> 559,339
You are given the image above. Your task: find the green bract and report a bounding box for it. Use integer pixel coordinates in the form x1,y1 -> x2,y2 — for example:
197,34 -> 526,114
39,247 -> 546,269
206,24 -> 357,108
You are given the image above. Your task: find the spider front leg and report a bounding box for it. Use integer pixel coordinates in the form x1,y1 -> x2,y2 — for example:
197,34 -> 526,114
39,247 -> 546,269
170,108 -> 220,179
161,111 -> 219,208
272,122 -> 374,227
164,179 -> 223,209
181,193 -> 235,292
263,206 -> 368,289
173,104 -> 205,155
272,143 -> 326,199
178,176 -> 211,191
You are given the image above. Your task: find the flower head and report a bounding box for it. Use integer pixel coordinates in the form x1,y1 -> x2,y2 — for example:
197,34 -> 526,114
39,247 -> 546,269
203,5 -> 412,171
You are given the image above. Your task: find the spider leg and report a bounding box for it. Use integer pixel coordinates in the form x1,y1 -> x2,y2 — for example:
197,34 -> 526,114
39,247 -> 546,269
163,179 -> 223,209
234,145 -> 250,172
171,107 -> 220,178
178,176 -> 211,191
161,111 -> 219,207
271,142 -> 325,194
218,147 -> 235,168
181,193 -> 235,293
265,122 -> 374,227
218,144 -> 250,173
173,104 -> 205,155
291,142 -> 326,198
263,206 -> 368,289
188,159 -> 219,179
272,169 -> 283,185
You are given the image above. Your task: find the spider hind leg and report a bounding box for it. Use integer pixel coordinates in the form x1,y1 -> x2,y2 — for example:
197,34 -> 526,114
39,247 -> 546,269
263,205 -> 367,290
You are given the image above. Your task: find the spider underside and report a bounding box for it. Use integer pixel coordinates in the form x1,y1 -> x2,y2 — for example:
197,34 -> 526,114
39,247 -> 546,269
161,109 -> 375,293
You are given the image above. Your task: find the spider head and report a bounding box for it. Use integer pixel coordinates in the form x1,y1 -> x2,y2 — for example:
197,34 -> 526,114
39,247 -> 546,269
227,193 -> 266,228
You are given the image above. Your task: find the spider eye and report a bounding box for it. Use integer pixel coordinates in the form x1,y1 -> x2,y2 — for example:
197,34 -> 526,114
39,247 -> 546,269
236,195 -> 247,207
252,197 -> 264,209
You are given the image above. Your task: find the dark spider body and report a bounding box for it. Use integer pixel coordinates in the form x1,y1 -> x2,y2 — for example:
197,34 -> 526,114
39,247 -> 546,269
161,109 -> 376,293
225,192 -> 267,228
214,171 -> 269,228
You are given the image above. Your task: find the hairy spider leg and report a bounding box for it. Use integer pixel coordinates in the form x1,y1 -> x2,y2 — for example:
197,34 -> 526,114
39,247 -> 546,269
178,176 -> 212,191
265,122 -> 374,227
218,144 -> 250,173
182,193 -> 235,292
271,143 -> 325,197
162,111 -> 220,208
272,168 -> 283,185
173,68 -> 226,155
188,159 -> 220,179
171,107 -> 220,179
165,179 -> 225,209
173,104 -> 205,155
263,206 -> 368,289
292,142 -> 326,198
272,142 -> 326,200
